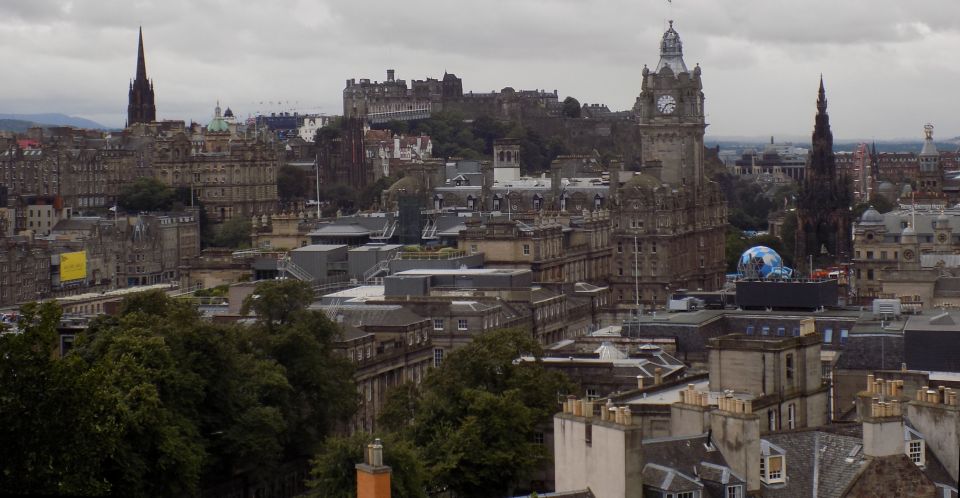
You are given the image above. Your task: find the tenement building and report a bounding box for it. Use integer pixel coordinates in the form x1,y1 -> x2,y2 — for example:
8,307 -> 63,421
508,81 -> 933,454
609,21 -> 727,307
151,105 -> 281,222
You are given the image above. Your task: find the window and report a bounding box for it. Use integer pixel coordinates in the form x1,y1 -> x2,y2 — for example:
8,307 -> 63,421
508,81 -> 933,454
840,329 -> 849,345
651,243 -> 657,253
907,440 -> 924,465
470,244 -> 478,254
788,403 -> 796,429
786,354 -> 794,382
457,319 -> 468,331
726,485 -> 743,498
767,456 -> 783,480
676,493 -> 695,498
761,326 -> 770,336
746,325 -> 754,335
824,328 -> 833,343
792,327 -> 800,337
584,422 -> 592,445
866,251 -> 874,259
433,319 -> 444,331
534,432 -> 545,445
523,244 -> 530,255
777,326 -> 785,337
867,269 -> 874,280
586,388 -> 598,401
768,409 -> 776,431
433,348 -> 444,367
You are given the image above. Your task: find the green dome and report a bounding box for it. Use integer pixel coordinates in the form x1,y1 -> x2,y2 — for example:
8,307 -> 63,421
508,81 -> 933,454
207,102 -> 230,133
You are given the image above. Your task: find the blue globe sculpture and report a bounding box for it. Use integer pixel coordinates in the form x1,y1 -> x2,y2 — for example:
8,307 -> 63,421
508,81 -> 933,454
738,246 -> 793,279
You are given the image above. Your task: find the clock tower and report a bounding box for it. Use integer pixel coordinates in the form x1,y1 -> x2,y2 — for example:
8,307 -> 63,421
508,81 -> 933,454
634,20 -> 706,187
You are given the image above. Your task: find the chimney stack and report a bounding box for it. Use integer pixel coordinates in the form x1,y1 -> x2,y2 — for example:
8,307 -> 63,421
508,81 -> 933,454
654,367 -> 663,385
387,69 -> 395,82
356,438 -> 391,498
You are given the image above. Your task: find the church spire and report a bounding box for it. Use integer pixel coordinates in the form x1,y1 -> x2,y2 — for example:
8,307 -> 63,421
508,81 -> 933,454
127,26 -> 156,126
136,26 -> 147,82
817,75 -> 827,113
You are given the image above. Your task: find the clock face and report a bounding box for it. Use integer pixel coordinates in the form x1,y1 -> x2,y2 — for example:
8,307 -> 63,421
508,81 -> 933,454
904,249 -> 915,261
657,95 -> 676,114
938,233 -> 947,243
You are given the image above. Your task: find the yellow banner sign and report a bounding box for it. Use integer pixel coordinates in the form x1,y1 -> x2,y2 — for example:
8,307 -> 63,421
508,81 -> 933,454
60,251 -> 87,282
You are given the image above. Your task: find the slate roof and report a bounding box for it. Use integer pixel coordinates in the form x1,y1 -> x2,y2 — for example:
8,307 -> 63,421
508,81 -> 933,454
640,434 -> 743,498
761,428 -> 866,498
336,305 -> 427,328
833,332 -> 903,371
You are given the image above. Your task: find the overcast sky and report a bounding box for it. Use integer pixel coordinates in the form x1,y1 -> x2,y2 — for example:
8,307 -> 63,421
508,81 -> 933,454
2,0 -> 958,140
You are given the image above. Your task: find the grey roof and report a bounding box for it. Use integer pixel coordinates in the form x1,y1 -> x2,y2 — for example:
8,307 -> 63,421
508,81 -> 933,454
641,434 -> 740,487
642,463 -> 701,492
833,333 -> 903,371
762,428 -> 866,498
291,244 -> 347,252
335,305 -> 427,328
904,311 -> 960,331
51,218 -> 101,232
308,224 -> 373,237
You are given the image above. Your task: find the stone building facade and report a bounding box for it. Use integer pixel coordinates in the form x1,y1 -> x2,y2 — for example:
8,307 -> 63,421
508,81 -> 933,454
151,107 -> 280,222
609,21 -> 727,307
456,211 -> 612,285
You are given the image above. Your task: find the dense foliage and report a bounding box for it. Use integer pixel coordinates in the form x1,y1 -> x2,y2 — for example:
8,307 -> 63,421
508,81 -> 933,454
713,172 -> 796,231
561,96 -> 582,118
376,328 -> 570,497
117,177 -> 190,212
0,281 -> 355,496
206,215 -> 252,249
379,112 -> 568,173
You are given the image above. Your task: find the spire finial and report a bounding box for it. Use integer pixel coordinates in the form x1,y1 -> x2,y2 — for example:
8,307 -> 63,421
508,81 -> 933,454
817,75 -> 827,112
136,26 -> 147,82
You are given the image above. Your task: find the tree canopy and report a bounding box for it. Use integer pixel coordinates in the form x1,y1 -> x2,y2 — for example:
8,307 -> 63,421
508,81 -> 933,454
379,328 -> 571,497
1,283 -> 355,496
117,177 -> 187,212
561,96 -> 582,118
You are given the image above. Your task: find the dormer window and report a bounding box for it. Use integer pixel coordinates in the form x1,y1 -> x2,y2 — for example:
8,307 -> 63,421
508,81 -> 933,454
907,440 -> 924,465
760,455 -> 785,484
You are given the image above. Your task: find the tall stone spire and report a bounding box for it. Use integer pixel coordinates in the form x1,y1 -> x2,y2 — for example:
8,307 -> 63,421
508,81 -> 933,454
795,76 -> 852,265
809,76 -> 834,177
136,27 -> 147,82
127,26 -> 156,127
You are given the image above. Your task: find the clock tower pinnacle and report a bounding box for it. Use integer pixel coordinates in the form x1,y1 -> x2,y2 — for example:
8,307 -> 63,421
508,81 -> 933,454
634,20 -> 706,187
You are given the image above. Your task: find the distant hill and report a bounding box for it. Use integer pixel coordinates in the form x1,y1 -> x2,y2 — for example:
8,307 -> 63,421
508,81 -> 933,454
0,119 -> 39,133
0,113 -> 107,130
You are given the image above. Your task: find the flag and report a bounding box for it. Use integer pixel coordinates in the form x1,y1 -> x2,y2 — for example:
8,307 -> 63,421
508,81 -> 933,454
109,205 -> 117,212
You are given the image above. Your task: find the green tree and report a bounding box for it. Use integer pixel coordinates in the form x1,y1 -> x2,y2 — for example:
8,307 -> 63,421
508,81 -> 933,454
561,96 -> 582,118
307,433 -> 428,498
243,280 -> 356,456
118,177 -> 177,212
401,328 -> 571,497
852,194 -> 895,220
208,215 -> 252,248
76,292 -> 292,495
725,226 -> 749,272
0,302 -> 121,495
278,164 -> 310,200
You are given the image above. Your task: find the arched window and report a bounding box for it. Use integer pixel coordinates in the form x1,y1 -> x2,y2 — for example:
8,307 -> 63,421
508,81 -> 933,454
533,195 -> 542,211
506,150 -> 512,162
594,194 -> 603,209
498,151 -> 505,162
467,196 -> 475,210
492,195 -> 502,211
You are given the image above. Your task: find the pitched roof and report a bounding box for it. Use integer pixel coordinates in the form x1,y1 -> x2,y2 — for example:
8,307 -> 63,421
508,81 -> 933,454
761,429 -> 866,498
834,333 -> 903,371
